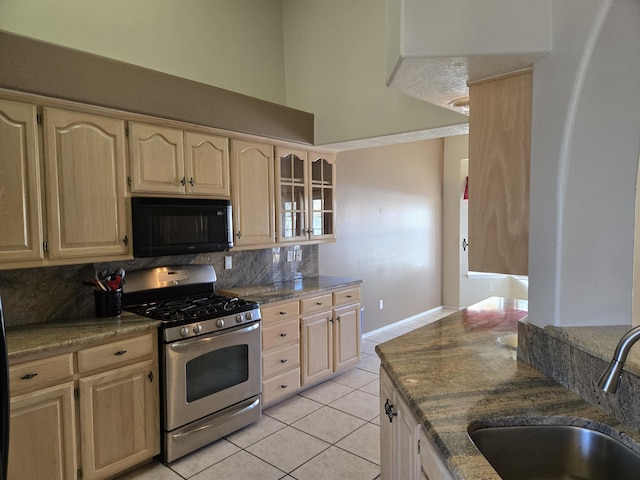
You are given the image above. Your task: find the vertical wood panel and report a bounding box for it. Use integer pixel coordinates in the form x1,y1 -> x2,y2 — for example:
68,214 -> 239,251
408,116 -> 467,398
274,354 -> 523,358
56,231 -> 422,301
468,71 -> 531,275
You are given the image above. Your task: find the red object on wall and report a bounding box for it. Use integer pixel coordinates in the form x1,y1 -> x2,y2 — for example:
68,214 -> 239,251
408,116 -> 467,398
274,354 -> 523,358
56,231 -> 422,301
463,176 -> 469,200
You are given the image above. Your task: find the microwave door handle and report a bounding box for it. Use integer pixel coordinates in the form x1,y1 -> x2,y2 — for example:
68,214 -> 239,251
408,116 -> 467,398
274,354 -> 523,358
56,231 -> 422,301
169,322 -> 259,353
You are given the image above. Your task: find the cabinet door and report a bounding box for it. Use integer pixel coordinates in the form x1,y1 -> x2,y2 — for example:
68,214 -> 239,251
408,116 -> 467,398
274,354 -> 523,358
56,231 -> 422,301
184,131 -> 230,197
275,146 -> 308,243
333,304 -> 361,371
0,99 -> 44,263
79,359 -> 159,480
309,153 -> 336,241
300,311 -> 333,385
43,108 -> 130,260
230,139 -> 275,247
8,382 -> 77,480
129,122 -> 185,194
380,367 -> 397,480
468,71 -> 531,275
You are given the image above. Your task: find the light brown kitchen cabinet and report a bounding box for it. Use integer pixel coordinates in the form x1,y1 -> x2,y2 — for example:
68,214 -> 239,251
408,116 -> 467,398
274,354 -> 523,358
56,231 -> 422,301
261,299 -> 301,406
129,122 -> 230,197
128,122 -> 185,194
275,147 -> 336,245
43,107 -> 130,260
468,70 -> 532,276
230,139 -> 275,247
0,99 -> 44,263
79,359 -> 158,480
300,286 -> 361,386
7,332 -> 159,480
301,310 -> 334,385
380,366 -> 453,480
8,354 -> 76,480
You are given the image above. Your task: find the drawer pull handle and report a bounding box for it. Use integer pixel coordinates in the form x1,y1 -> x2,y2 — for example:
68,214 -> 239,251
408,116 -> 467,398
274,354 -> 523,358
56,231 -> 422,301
279,311 -> 287,315
114,350 -> 127,356
281,384 -> 288,389
280,333 -> 288,337
346,295 -> 352,298
21,373 -> 38,380
316,302 -> 323,305
280,359 -> 288,363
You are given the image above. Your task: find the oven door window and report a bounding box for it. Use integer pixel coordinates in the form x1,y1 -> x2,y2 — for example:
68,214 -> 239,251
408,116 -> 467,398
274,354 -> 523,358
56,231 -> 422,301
185,344 -> 249,403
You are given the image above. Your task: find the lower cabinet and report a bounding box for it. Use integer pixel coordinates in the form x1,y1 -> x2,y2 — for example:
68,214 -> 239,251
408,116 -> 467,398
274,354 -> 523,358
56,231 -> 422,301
260,285 -> 361,406
300,287 -> 361,387
79,359 -> 159,480
8,331 -> 159,480
9,382 -> 77,480
380,366 -> 453,480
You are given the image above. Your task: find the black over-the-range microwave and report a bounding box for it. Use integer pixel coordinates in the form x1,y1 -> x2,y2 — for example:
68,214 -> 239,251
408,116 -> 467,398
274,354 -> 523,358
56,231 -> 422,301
131,197 -> 233,257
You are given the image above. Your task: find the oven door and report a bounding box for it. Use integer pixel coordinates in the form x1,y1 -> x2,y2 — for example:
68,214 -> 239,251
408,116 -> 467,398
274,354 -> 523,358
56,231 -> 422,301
163,321 -> 261,431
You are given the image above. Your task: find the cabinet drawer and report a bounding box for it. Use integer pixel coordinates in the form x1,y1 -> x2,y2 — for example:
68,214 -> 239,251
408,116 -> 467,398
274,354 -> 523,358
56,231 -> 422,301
262,368 -> 301,406
263,343 -> 300,379
77,333 -> 154,373
333,287 -> 360,306
300,293 -> 332,315
9,353 -> 74,396
261,300 -> 299,324
262,318 -> 299,351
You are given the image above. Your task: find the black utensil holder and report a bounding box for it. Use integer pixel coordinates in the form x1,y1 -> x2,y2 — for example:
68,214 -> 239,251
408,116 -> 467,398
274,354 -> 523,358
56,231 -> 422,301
94,289 -> 122,317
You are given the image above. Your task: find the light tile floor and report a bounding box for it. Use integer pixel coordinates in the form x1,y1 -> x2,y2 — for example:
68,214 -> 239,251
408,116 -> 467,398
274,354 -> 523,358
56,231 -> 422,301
117,308 -> 456,480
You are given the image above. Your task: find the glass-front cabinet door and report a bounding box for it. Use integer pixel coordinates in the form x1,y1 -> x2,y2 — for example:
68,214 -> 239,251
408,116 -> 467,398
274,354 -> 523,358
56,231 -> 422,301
276,147 -> 308,243
309,152 -> 336,241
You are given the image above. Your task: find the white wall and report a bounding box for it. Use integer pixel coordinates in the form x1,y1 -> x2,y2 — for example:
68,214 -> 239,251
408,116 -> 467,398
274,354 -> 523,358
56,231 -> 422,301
0,0 -> 287,104
443,135 -> 528,309
281,0 -> 467,145
528,0 -> 640,327
319,140 -> 444,333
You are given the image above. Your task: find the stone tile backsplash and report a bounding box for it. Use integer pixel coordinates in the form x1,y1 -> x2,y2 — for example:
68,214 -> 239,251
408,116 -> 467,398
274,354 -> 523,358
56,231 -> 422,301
518,320 -> 640,433
0,245 -> 318,326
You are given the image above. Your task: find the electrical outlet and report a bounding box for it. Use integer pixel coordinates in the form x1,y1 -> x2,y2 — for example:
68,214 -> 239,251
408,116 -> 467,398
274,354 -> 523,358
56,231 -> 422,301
488,282 -> 494,293
287,251 -> 293,262
296,249 -> 302,262
224,256 -> 232,269
379,299 -> 384,310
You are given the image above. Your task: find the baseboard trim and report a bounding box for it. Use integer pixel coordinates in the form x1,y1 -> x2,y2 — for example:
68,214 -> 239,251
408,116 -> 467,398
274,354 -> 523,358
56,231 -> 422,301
362,305 -> 444,339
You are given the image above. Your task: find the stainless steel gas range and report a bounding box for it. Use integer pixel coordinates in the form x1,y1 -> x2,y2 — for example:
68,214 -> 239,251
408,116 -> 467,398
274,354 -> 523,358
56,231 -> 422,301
122,265 -> 261,463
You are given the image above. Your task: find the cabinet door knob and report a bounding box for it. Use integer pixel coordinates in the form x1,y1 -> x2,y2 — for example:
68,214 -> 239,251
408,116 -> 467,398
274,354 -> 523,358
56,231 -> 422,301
384,399 -> 397,422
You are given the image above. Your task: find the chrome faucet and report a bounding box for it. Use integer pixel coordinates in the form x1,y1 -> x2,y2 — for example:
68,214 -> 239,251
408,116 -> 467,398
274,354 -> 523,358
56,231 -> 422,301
597,325 -> 640,393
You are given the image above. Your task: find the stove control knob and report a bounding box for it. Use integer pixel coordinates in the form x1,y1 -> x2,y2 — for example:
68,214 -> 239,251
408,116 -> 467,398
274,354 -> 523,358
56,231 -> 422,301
179,327 -> 190,337
216,319 -> 225,329
245,312 -> 253,321
193,324 -> 203,334
235,315 -> 243,323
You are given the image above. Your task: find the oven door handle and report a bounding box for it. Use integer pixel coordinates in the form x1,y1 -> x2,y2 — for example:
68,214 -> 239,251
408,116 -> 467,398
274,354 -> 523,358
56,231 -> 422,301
169,321 -> 260,352
170,397 -> 260,440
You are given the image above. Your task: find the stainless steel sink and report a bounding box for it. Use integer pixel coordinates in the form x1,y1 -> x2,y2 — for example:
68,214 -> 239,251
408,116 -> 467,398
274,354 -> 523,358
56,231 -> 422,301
468,424 -> 640,479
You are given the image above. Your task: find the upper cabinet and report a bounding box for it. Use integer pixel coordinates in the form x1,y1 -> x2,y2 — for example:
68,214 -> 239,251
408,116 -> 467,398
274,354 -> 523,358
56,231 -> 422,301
43,108 -> 131,260
275,147 -> 336,245
0,99 -> 44,263
468,70 -> 532,276
230,139 -> 276,248
128,122 -> 230,197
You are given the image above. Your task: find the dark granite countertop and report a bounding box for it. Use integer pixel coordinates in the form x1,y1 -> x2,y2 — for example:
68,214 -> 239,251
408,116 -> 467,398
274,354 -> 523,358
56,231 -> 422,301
6,313 -> 160,362
219,275 -> 362,304
375,297 -> 640,480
